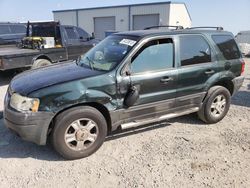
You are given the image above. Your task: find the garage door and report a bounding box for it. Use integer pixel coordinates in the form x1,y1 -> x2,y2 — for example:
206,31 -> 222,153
94,16 -> 115,40
133,14 -> 159,30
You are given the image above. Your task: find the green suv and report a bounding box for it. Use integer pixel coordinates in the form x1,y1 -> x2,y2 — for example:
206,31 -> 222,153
4,27 -> 245,159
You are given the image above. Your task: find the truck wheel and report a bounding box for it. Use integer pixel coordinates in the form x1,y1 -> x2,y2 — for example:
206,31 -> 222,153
51,106 -> 107,160
32,59 -> 51,69
198,86 -> 231,124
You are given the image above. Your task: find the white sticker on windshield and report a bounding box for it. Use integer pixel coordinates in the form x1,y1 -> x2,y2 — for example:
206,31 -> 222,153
119,39 -> 137,47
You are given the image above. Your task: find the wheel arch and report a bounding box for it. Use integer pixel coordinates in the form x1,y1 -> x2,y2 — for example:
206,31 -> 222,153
210,78 -> 234,95
32,55 -> 52,64
48,102 -> 112,137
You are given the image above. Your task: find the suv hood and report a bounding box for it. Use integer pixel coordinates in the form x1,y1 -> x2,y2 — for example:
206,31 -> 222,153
10,62 -> 103,95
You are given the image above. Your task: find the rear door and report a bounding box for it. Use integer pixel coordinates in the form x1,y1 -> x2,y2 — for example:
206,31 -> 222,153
176,34 -> 217,107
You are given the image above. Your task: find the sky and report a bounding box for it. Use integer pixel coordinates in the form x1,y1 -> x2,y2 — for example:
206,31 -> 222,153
0,0 -> 249,34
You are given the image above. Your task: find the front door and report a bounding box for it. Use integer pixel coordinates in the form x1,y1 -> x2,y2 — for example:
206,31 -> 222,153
119,37 -> 178,122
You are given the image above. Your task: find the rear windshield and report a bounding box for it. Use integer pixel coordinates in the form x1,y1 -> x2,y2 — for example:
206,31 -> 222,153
212,35 -> 241,60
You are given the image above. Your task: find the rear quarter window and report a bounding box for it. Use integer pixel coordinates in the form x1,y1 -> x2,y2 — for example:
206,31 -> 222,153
212,35 -> 241,60
65,27 -> 78,39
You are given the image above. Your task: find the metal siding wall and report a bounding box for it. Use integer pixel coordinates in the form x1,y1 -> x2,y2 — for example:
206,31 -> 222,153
94,17 -> 116,39
77,7 -> 129,35
53,3 -> 192,36
54,11 -> 77,26
169,4 -> 191,28
133,14 -> 160,30
130,4 -> 170,30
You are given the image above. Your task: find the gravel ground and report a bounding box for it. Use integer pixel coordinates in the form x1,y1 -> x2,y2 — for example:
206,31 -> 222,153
0,59 -> 249,188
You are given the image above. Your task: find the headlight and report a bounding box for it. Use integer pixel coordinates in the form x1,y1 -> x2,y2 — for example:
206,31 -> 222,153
10,93 -> 40,112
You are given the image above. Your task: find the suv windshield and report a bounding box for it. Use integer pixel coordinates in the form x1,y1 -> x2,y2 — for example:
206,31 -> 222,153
78,35 -> 138,71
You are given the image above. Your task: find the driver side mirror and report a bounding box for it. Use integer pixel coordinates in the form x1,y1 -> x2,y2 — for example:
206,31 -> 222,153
124,85 -> 139,107
122,61 -> 139,107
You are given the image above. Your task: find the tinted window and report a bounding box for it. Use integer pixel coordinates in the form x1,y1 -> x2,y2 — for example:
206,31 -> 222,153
32,25 -> 56,37
65,27 -> 78,39
0,25 -> 10,35
131,39 -> 174,74
76,27 -> 89,38
212,35 -> 241,60
180,35 -> 211,66
9,25 -> 26,34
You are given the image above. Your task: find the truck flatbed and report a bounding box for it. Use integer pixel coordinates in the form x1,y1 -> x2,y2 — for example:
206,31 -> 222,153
0,46 -> 38,56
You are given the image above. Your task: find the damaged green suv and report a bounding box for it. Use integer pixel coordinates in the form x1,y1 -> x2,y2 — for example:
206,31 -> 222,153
4,27 -> 245,159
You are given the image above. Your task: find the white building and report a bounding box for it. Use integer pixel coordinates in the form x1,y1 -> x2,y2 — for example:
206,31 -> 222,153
53,1 -> 192,39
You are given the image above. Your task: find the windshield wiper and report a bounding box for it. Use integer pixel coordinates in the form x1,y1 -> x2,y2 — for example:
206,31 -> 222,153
86,56 -> 95,70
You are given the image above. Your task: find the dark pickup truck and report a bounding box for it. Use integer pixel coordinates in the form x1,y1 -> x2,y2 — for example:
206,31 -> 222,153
0,21 -> 99,71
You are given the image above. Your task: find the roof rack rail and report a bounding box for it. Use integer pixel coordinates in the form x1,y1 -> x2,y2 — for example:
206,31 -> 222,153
144,25 -> 184,30
187,27 -> 224,31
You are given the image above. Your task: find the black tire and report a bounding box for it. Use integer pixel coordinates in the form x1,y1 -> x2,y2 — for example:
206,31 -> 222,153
198,86 -> 231,124
51,106 -> 107,160
32,59 -> 51,69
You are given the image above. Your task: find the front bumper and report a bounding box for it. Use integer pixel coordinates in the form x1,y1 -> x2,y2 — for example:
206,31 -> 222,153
4,106 -> 54,145
232,76 -> 244,95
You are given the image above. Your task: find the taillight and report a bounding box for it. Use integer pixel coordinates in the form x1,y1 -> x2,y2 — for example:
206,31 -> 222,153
241,59 -> 245,75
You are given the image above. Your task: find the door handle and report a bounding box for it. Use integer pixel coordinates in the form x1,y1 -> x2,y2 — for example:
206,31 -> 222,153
160,77 -> 173,83
205,69 -> 215,75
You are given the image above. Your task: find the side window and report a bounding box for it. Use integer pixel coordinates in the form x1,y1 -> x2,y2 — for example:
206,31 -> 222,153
76,27 -> 89,39
0,25 -> 10,35
131,38 -> 174,74
212,35 -> 241,60
65,27 -> 78,39
180,35 -> 211,66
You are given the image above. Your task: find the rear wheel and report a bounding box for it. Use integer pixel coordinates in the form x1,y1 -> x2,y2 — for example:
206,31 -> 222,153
198,86 -> 231,124
51,106 -> 107,160
32,59 -> 51,69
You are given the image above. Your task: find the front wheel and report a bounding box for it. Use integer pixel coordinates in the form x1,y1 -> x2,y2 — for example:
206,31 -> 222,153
198,86 -> 231,124
51,106 -> 107,160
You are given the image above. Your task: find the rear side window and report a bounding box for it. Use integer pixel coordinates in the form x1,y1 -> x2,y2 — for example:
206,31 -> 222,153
0,25 -> 10,35
131,38 -> 174,74
76,27 -> 89,38
9,25 -> 26,34
212,35 -> 241,60
65,27 -> 78,39
180,35 -> 211,66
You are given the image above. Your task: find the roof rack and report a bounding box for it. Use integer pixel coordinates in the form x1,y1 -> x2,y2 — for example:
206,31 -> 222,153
187,27 -> 224,31
144,25 -> 184,30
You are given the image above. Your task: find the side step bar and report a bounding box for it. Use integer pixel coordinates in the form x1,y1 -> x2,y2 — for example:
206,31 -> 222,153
121,107 -> 199,130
